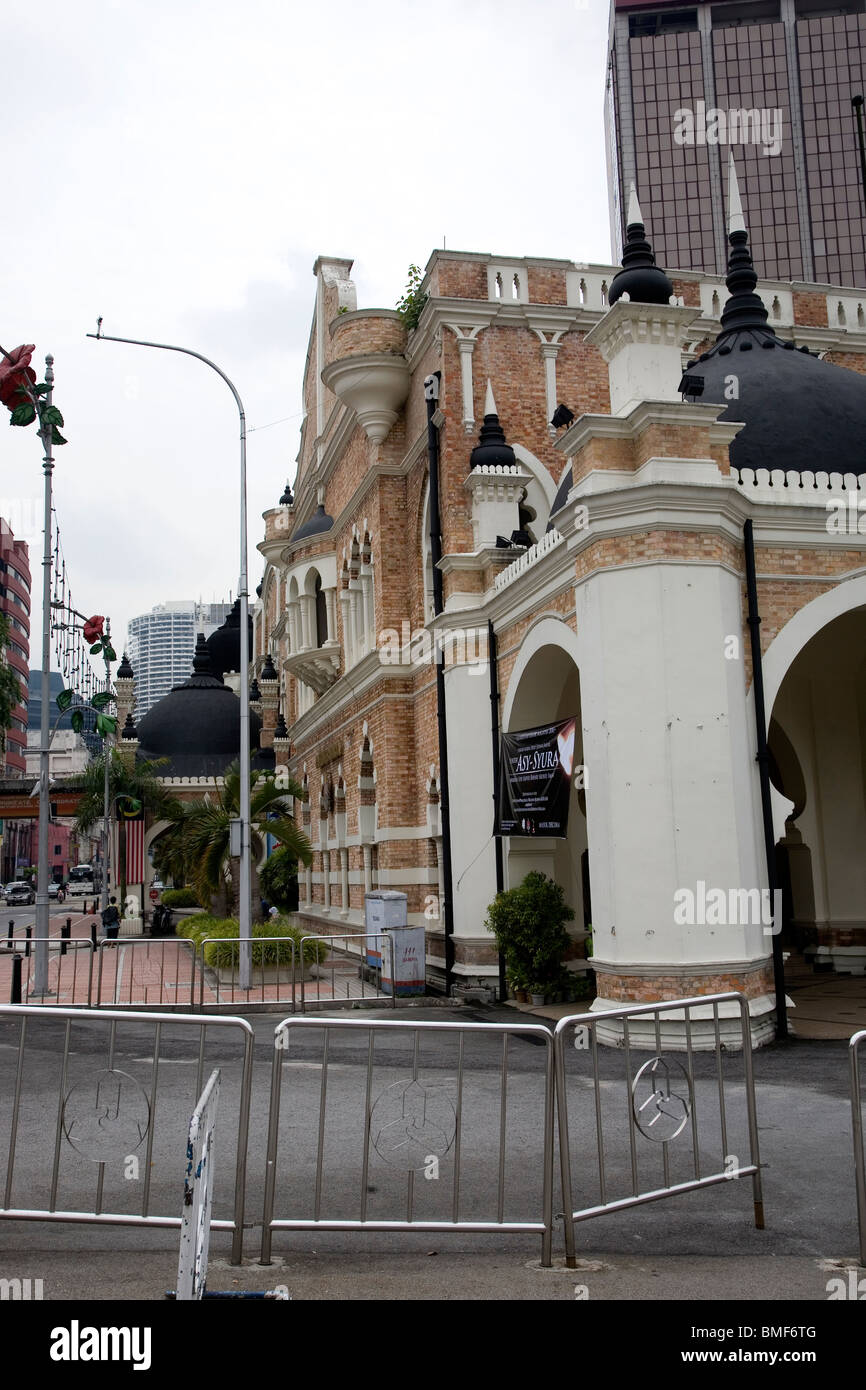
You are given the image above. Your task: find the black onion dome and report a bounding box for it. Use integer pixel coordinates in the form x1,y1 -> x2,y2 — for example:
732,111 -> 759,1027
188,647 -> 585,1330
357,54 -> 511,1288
608,188 -> 674,308
205,598 -> 252,680
274,711 -> 288,739
279,481 -> 294,505
293,503 -> 333,541
249,678 -> 261,702
121,713 -> 137,739
686,222 -> 866,476
470,383 -> 516,469
136,633 -> 262,777
117,652 -> 134,679
260,653 -> 278,682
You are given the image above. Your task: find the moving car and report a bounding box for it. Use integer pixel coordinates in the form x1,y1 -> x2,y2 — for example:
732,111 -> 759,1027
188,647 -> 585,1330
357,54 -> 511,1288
6,881 -> 36,906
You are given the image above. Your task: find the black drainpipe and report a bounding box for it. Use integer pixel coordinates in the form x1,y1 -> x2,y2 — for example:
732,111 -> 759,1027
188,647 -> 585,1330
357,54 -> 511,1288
488,618 -> 506,1001
744,518 -> 788,1040
425,372 -> 455,994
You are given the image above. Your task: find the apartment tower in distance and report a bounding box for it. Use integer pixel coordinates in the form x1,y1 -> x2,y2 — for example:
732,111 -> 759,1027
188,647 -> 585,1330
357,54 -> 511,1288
0,519 -> 30,775
606,0 -> 866,286
127,599 -> 232,718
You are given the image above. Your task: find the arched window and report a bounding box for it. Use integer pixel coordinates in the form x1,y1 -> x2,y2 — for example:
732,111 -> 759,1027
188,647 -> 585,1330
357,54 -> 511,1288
314,573 -> 327,648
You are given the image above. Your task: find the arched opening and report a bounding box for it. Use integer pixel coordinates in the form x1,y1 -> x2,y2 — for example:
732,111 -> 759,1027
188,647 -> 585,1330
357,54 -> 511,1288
314,573 -> 327,648
503,636 -> 590,967
768,606 -> 866,990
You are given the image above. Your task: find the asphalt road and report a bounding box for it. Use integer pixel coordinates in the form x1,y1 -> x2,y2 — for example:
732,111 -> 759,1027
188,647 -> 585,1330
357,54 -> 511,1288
0,1000 -> 862,1302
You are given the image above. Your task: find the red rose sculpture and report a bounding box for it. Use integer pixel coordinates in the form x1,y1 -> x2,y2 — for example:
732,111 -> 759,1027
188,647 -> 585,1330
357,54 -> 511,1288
83,615 -> 105,643
0,345 -> 37,412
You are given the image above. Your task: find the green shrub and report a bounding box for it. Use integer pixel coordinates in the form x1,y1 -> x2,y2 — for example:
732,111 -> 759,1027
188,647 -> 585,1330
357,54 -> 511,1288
201,918 -> 328,970
161,887 -> 201,909
259,846 -> 299,912
175,913 -> 221,941
485,871 -> 574,993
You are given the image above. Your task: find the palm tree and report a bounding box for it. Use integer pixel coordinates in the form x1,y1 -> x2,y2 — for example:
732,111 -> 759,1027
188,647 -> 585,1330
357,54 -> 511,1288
72,751 -> 181,911
154,762 -> 312,916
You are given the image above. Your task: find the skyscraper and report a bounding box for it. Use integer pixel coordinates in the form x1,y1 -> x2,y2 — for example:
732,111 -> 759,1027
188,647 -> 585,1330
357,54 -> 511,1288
127,599 -> 232,717
606,0 -> 866,286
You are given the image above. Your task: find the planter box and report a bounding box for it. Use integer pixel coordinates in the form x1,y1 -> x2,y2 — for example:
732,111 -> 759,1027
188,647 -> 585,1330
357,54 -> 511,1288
213,960 -> 315,987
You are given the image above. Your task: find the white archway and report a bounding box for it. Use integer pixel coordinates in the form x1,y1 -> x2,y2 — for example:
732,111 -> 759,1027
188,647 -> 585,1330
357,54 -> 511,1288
501,613 -> 588,940
760,572 -> 866,715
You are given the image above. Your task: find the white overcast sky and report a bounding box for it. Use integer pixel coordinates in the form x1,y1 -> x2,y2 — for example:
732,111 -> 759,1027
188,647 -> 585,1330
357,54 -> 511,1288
3,0 -> 611,676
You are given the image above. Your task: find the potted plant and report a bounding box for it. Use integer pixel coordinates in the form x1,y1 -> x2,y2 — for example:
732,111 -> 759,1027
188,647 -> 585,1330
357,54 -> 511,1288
485,871 -> 574,1005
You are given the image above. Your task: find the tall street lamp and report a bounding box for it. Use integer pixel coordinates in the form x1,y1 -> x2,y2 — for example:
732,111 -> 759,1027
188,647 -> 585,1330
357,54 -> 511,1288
33,354 -> 56,995
87,323 -> 254,988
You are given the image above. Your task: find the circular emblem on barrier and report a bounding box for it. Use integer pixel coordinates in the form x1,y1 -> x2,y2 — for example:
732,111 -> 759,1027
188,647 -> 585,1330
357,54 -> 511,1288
631,1056 -> 692,1143
62,1068 -> 151,1162
370,1078 -> 456,1172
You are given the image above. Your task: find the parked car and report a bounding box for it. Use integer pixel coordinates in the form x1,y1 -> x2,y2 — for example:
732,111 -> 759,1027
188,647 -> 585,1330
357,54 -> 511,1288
6,881 -> 36,906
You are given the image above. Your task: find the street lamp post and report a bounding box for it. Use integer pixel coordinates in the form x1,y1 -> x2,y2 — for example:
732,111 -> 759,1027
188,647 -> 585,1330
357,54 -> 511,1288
33,355 -> 55,996
101,620 -> 112,914
87,324 -> 253,988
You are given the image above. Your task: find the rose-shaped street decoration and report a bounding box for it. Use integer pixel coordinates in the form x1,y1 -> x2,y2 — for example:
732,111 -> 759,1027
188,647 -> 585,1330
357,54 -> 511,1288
0,341 -> 66,443
83,615 -> 105,644
0,344 -> 37,422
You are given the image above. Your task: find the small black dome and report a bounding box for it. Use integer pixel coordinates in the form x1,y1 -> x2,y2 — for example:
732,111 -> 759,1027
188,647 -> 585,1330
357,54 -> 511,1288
117,652 -> 134,679
608,190 -> 674,308
274,711 -> 288,739
136,634 -> 262,777
293,503 -> 333,542
279,481 -> 294,506
121,713 -> 137,740
249,678 -> 262,702
260,654 -> 278,683
206,599 -> 252,680
470,384 -> 516,470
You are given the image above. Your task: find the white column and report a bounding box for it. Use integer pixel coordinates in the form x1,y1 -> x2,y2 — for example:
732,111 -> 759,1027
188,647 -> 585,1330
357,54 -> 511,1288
324,587 -> 338,645
305,863 -> 312,907
362,843 -> 373,897
350,581 -> 363,657
541,342 -> 559,431
340,847 -> 349,918
323,849 -> 331,912
457,339 -> 476,433
360,569 -> 373,650
299,595 -> 313,650
340,589 -> 354,669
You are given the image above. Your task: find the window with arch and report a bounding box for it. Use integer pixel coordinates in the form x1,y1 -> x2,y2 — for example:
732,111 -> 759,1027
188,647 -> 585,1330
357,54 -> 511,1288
314,573 -> 327,648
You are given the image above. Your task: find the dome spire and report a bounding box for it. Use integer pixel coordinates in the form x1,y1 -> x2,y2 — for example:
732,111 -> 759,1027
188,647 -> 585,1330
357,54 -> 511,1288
608,184 -> 675,307
718,155 -> 772,339
469,379 -> 516,470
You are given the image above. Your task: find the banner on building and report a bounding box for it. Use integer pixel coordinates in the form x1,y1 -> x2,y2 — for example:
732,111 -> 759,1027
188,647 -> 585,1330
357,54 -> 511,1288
495,717 -> 576,839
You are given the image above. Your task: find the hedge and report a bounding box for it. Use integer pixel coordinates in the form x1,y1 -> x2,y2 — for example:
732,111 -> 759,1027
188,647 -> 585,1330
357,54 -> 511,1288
202,918 -> 328,970
161,887 -> 201,909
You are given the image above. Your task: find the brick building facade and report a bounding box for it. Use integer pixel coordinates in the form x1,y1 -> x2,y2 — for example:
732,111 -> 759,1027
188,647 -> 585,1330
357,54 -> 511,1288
253,177 -> 866,1046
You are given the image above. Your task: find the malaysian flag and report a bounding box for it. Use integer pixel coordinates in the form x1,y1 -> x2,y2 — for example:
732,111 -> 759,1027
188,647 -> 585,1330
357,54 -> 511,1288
113,806 -> 145,888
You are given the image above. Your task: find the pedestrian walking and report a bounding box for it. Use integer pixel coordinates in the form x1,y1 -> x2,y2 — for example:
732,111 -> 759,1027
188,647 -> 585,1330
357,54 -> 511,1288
101,896 -> 121,939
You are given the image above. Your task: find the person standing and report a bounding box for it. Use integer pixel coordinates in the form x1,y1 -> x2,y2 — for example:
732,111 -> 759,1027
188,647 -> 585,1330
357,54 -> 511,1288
101,896 -> 121,939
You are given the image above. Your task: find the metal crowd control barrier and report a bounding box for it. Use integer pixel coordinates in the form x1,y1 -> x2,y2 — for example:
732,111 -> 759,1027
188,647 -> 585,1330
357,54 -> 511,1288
554,992 -> 764,1266
197,935 -> 298,1010
850,1029 -> 866,1267
176,1069 -> 221,1300
96,936 -> 198,1008
5,938 -> 96,1006
260,1016 -> 555,1265
300,931 -> 396,1011
0,1004 -> 253,1264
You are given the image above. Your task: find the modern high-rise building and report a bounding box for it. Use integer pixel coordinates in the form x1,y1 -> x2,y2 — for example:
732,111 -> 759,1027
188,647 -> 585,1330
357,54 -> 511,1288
127,599 -> 232,717
0,519 -> 31,776
606,0 -> 866,287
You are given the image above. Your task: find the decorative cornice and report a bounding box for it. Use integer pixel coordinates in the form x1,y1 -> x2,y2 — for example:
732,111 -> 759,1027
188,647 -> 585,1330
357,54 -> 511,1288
585,301 -> 699,363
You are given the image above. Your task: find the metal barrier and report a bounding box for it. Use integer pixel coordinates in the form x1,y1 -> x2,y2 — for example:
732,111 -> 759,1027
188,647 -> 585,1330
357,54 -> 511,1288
0,1004 -> 253,1263
299,931 -> 396,1011
850,1029 -> 866,1267
197,934 -> 298,1010
96,936 -> 198,1008
176,1069 -> 221,1300
260,1016 -> 555,1265
3,938 -> 96,1007
554,993 -> 764,1266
